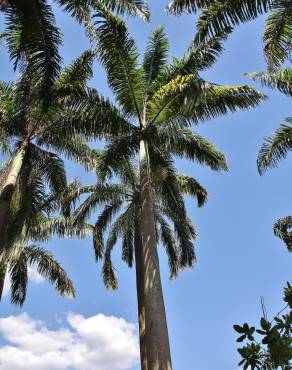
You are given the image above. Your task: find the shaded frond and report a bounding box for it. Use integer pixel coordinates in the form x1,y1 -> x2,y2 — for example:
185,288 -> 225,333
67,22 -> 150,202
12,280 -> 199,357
257,117 -> 292,173
25,245 -> 75,298
156,214 -> 179,278
93,6 -> 143,117
4,0 -> 62,106
8,248 -> 28,306
263,1 -> 292,69
143,26 -> 169,87
155,126 -> 228,171
274,216 -> 292,252
176,174 -> 208,206
246,68 -> 292,97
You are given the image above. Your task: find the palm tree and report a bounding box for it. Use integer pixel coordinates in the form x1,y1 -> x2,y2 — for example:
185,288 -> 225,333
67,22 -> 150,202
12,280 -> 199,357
0,162 -> 92,305
167,0 -> 291,70
0,50 -> 100,297
71,7 -> 265,368
65,157 -> 207,369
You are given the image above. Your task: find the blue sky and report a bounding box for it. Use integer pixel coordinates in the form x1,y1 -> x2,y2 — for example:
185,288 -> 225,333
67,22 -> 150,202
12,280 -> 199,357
0,1 -> 291,370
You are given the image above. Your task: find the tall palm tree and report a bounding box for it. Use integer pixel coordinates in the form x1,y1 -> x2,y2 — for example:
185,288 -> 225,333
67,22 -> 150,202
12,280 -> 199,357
71,7 -> 265,368
0,51 -> 100,297
167,0 -> 292,71
66,157 -> 207,370
251,68 -> 292,250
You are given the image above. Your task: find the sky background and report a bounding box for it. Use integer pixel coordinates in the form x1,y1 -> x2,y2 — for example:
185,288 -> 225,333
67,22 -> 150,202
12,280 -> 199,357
0,1 -> 291,370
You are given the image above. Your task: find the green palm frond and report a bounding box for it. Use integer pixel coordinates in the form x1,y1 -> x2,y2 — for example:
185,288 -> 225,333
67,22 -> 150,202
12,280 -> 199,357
29,216 -> 93,242
8,247 -> 28,306
25,245 -> 75,298
190,28 -> 232,71
167,0 -> 272,37
155,127 -> 228,171
273,216 -> 292,251
257,117 -> 292,174
92,198 -> 124,260
93,6 -> 143,118
63,88 -> 137,138
156,214 -> 179,278
55,49 -> 95,96
37,130 -> 97,171
29,144 -> 67,196
98,0 -> 150,20
176,174 -> 208,207
143,26 -> 169,89
4,0 -> 62,106
263,1 -> 292,69
246,68 -> 292,97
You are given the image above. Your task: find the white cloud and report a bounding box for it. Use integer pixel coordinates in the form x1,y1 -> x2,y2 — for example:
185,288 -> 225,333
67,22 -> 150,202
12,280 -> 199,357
2,267 -> 45,297
0,312 -> 139,370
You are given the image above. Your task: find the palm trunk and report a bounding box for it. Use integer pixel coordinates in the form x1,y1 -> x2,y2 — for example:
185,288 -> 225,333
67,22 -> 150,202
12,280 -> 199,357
134,228 -> 148,370
0,145 -> 26,300
139,139 -> 173,370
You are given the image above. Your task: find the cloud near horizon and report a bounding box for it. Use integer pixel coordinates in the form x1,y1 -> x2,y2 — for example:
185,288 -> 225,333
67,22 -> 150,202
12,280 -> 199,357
0,312 -> 139,370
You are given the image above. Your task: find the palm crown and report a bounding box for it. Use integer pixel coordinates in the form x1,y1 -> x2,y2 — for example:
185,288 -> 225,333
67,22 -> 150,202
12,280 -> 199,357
69,157 -> 208,288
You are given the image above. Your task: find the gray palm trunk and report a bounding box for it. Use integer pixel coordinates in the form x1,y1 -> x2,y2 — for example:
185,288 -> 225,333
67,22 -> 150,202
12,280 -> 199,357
139,139 -> 173,370
0,143 -> 27,299
134,227 -> 148,370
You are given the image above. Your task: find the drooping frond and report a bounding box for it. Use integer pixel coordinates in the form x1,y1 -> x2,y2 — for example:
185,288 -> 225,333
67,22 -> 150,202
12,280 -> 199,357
8,247 -> 28,306
92,198 -> 124,260
175,174 -> 208,207
257,117 -> 292,174
246,68 -> 292,97
273,216 -> 292,251
93,6 -> 143,118
25,245 -> 75,298
29,144 -> 67,196
29,216 -> 93,242
263,1 -> 292,69
143,26 -> 169,88
154,126 -> 228,171
193,85 -> 266,123
36,129 -> 97,171
156,213 -> 179,278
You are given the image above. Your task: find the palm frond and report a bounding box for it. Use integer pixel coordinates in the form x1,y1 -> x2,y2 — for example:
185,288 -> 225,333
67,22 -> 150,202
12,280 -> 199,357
93,6 -> 143,118
176,174 -> 208,207
263,1 -> 292,69
257,117 -> 292,173
4,0 -> 62,106
29,144 -> 67,196
8,248 -> 28,306
143,26 -> 169,88
155,126 -> 228,171
98,0 -> 150,21
246,68 -> 292,97
156,214 -> 179,278
55,50 -> 95,96
273,216 -> 292,252
168,0 -> 272,38
190,28 -> 232,70
92,198 -> 124,260
25,245 -> 75,298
